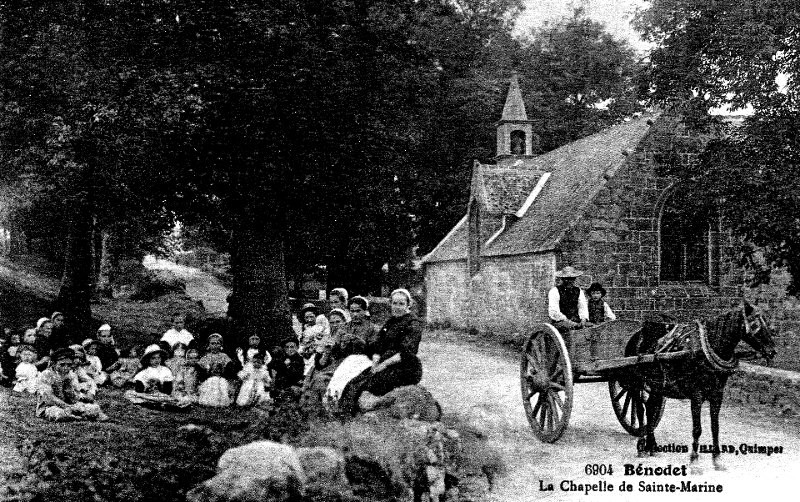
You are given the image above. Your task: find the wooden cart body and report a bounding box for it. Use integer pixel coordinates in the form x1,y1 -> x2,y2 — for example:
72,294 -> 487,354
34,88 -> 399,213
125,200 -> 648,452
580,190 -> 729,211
519,319 -> 698,443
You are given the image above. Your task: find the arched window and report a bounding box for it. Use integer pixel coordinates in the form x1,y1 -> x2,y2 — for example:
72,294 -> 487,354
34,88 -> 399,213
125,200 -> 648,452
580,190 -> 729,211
510,130 -> 526,155
659,188 -> 709,282
467,200 -> 481,276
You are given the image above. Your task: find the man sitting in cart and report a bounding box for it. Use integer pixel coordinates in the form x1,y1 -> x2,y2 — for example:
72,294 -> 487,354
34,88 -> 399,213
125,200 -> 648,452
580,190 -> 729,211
547,266 -> 590,332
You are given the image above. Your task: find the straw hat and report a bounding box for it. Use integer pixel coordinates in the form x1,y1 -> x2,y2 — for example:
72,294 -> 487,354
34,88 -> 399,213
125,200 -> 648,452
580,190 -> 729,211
141,344 -> 168,366
554,266 -> 583,278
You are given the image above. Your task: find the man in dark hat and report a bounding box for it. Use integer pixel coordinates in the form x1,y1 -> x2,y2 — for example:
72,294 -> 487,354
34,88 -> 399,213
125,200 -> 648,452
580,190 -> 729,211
548,266 -> 590,331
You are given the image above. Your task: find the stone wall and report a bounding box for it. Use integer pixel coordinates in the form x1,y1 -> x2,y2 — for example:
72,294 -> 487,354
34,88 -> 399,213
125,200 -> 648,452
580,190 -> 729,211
559,114 -> 743,321
424,254 -> 555,335
424,261 -> 469,327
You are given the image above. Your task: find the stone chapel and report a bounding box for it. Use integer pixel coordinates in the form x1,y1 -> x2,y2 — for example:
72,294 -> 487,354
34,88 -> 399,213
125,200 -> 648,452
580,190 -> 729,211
420,75 -> 800,366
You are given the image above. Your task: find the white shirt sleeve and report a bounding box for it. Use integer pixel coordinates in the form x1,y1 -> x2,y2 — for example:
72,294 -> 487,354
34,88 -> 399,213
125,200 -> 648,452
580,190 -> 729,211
548,287 -> 567,322
578,290 -> 589,322
604,302 -> 617,321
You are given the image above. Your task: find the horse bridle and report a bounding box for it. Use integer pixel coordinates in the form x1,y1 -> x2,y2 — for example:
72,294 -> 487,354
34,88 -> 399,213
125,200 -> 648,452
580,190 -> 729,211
741,305 -> 775,361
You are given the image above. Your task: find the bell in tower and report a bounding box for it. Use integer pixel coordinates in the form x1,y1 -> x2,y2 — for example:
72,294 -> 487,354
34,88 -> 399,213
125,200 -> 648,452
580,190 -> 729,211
496,73 -> 537,164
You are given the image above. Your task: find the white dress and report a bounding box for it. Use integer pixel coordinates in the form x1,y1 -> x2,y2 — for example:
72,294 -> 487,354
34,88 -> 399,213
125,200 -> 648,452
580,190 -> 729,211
197,353 -> 232,407
236,363 -> 272,406
86,355 -> 108,385
198,376 -> 231,407
13,362 -> 39,393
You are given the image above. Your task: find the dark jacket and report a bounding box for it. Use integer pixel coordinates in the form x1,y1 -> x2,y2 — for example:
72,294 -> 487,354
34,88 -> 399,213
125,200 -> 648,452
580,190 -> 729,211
269,352 -> 305,390
368,313 -> 423,365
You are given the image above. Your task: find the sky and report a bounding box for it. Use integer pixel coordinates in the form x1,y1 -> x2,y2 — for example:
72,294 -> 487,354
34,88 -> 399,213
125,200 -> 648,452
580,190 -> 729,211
513,0 -> 650,53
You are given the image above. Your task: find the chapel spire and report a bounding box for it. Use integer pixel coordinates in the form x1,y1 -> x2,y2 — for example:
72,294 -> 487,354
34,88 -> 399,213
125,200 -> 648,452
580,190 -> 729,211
501,73 -> 528,121
496,73 -> 537,163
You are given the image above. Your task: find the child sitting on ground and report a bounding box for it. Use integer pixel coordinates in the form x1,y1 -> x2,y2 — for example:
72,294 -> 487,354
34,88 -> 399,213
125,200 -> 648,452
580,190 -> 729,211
36,348 -> 109,422
132,344 -> 173,394
236,333 -> 271,369
21,328 -> 37,350
82,339 -> 108,385
198,333 -> 233,407
165,343 -> 188,376
13,344 -> 39,394
236,353 -> 272,407
269,337 -> 305,403
587,282 -> 616,325
106,345 -> 141,388
126,344 -> 190,410
70,345 -> 98,402
173,347 -> 201,404
95,324 -> 120,375
1,331 -> 22,385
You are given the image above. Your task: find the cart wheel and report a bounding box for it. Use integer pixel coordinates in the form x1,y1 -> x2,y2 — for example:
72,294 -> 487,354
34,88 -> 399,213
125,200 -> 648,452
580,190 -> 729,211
520,324 -> 573,443
608,379 -> 665,436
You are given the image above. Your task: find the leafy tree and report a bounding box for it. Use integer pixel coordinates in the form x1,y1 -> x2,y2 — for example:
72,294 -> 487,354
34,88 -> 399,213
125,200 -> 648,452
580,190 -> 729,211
634,0 -> 800,292
520,8 -> 645,151
413,7 -> 645,256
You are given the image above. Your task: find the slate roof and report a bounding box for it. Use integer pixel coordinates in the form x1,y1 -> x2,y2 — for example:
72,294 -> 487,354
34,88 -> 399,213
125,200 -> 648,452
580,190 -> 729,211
422,114 -> 657,263
475,166 -> 542,215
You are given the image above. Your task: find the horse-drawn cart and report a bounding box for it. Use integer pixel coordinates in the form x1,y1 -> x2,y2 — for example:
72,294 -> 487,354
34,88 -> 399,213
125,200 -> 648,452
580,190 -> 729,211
520,318 -> 723,443
520,305 -> 776,472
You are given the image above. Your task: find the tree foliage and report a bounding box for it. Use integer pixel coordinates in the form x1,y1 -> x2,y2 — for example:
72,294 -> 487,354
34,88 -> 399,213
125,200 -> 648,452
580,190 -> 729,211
634,0 -> 800,292
0,1 -> 647,336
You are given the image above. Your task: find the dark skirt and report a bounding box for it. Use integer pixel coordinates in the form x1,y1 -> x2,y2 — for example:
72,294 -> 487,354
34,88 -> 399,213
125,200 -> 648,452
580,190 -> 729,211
338,355 -> 422,416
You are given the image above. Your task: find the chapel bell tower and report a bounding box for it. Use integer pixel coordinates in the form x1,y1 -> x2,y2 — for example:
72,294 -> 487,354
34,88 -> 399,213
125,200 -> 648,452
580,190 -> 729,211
496,73 -> 537,164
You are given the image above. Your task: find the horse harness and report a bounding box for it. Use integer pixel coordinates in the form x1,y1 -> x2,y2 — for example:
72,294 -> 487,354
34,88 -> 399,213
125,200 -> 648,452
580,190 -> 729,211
648,306 -> 769,375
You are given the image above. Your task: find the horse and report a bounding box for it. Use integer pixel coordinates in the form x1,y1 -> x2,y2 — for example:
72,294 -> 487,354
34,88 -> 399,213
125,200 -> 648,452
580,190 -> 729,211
622,301 -> 776,471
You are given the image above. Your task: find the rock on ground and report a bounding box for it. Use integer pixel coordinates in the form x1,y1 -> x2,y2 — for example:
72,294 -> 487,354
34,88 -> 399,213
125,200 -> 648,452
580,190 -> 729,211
296,446 -> 351,498
186,441 -> 305,502
363,385 -> 442,422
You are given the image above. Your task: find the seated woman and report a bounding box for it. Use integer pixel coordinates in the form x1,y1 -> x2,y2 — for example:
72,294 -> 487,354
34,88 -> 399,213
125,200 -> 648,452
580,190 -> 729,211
125,344 -> 190,409
36,348 -> 109,422
338,288 -> 423,415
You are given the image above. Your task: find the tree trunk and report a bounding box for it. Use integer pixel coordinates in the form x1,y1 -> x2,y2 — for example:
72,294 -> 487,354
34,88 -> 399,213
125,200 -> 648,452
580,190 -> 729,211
230,165 -> 292,349
56,185 -> 94,336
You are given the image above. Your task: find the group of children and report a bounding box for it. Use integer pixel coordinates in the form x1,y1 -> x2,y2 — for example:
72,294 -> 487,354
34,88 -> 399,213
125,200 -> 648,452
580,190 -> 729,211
0,312 -> 313,421
125,332 -> 275,409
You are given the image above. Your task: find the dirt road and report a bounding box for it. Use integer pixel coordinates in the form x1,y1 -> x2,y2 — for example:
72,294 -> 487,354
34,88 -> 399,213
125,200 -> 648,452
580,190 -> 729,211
420,331 -> 800,501
143,255 -> 229,316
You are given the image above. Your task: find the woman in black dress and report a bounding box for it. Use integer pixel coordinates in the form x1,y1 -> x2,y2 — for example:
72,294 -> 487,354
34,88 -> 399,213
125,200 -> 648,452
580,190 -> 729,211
338,288 -> 423,415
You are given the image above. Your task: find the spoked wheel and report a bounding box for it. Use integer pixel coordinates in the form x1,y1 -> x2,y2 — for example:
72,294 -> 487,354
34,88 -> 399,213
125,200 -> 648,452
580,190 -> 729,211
520,324 -> 573,443
608,378 -> 665,436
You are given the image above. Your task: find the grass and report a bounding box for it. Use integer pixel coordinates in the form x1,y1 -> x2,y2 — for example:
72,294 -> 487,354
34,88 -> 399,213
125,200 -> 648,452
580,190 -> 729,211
0,389 -> 304,502
0,258 -> 503,501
